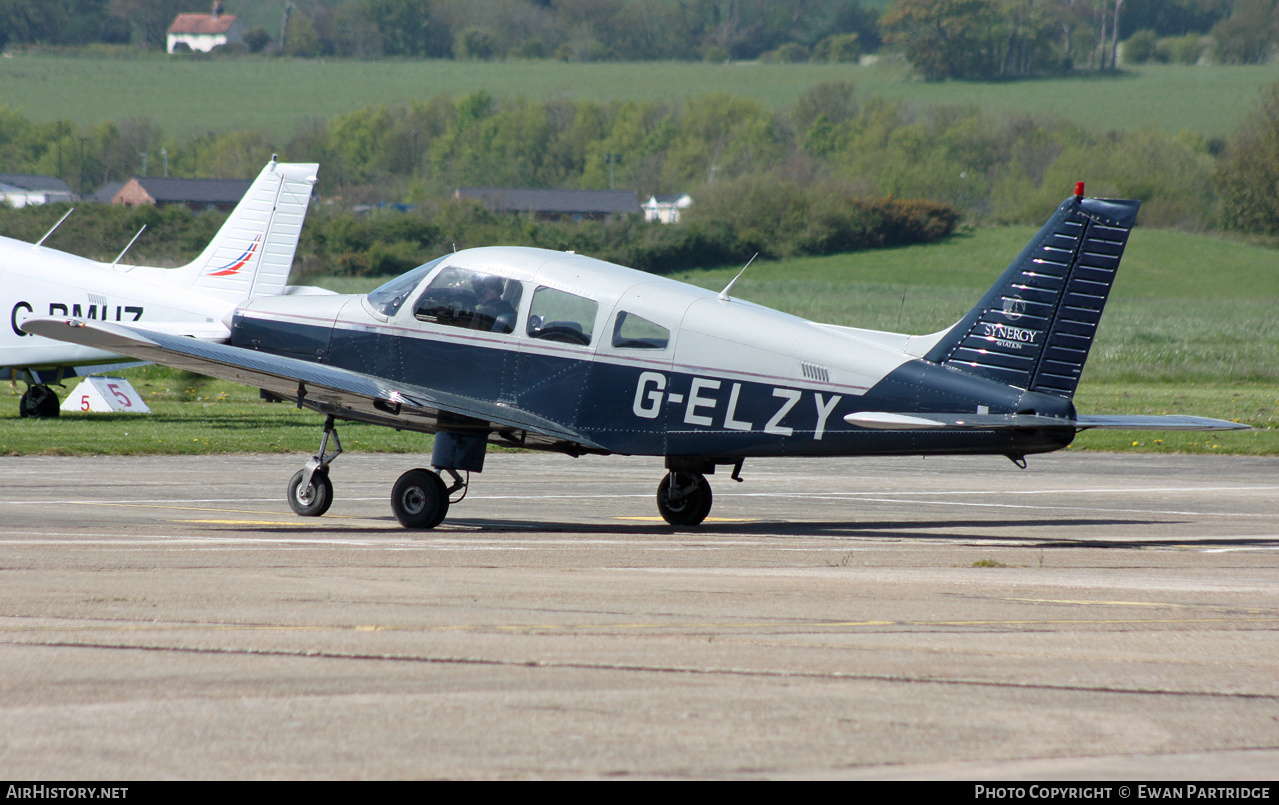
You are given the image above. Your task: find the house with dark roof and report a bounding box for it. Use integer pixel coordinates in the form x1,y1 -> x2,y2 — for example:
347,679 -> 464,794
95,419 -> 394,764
88,182 -> 124,204
642,194 -> 693,224
110,176 -> 253,212
167,2 -> 244,53
455,187 -> 641,221
0,175 -> 75,208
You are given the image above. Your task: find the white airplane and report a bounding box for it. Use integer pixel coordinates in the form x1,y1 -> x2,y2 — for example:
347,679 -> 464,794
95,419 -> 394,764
1,158 -> 322,417
26,184 -> 1246,528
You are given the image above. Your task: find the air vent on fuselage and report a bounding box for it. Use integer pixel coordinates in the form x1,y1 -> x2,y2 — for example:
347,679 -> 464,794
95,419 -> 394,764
801,362 -> 830,383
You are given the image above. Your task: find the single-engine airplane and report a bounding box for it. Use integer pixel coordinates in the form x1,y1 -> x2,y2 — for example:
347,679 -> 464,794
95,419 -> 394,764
25,184 -> 1246,527
1,158 -> 322,417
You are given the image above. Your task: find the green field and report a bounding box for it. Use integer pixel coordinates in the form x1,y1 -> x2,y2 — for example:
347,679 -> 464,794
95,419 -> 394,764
3,226 -> 1272,457
1,53 -> 1275,142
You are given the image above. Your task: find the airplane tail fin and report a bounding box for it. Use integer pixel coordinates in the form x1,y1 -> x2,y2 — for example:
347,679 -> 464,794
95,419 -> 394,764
924,188 -> 1141,400
178,158 -> 319,304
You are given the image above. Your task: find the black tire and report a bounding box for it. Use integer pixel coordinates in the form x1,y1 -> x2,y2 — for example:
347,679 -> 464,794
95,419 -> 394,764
391,468 -> 449,529
656,471 -> 713,527
19,386 -> 60,419
287,469 -> 333,517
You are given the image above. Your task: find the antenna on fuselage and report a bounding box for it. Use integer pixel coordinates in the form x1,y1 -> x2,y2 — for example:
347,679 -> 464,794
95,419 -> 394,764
110,225 -> 147,268
34,208 -> 75,248
718,253 -> 758,302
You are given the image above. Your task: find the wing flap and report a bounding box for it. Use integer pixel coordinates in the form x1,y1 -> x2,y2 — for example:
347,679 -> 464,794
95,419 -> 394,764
113,321 -> 232,340
22,317 -> 606,451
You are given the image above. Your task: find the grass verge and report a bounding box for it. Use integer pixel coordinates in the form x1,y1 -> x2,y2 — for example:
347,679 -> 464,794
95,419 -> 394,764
0,366 -> 432,456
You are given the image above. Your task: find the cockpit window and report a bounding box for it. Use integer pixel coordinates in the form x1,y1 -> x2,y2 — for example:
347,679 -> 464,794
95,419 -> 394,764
526,286 -> 598,346
413,266 -> 523,334
366,256 -> 446,318
611,312 -> 670,350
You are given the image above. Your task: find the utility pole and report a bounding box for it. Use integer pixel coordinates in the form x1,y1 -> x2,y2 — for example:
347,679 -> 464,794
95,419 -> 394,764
1111,0 -> 1124,69
79,137 -> 88,195
604,153 -> 621,190
56,122 -> 63,179
280,2 -> 292,53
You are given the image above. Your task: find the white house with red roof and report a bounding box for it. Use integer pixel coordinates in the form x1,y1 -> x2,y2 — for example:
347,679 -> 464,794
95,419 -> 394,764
166,2 -> 245,54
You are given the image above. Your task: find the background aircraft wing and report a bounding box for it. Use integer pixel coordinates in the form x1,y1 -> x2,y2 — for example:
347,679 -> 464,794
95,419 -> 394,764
105,321 -> 236,340
845,411 -> 1247,431
22,317 -> 606,453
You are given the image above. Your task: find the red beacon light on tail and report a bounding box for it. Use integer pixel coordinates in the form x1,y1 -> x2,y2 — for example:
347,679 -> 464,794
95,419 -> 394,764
1074,181 -> 1085,198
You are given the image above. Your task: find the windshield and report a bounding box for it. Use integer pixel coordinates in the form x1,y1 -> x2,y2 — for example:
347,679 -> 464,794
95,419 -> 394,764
365,255 -> 448,317
414,267 -> 523,334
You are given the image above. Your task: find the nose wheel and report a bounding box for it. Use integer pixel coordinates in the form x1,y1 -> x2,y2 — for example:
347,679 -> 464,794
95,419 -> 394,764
286,415 -> 341,517
287,468 -> 333,516
656,471 -> 713,527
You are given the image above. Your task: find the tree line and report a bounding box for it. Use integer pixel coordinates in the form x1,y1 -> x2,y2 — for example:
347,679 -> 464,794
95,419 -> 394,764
881,0 -> 1277,78
0,177 -> 960,276
1,80 -> 1267,228
2,1 -> 1273,73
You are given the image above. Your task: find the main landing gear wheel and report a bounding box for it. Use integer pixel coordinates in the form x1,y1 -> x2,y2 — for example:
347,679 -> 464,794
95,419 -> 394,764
287,469 -> 333,517
656,471 -> 713,527
391,468 -> 450,529
19,385 -> 59,418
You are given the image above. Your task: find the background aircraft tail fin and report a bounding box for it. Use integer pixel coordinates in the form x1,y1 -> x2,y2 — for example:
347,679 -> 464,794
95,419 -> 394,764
924,190 -> 1141,399
180,158 -> 319,303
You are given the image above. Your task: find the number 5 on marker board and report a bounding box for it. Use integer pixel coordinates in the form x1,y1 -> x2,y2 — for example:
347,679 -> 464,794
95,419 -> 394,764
60,377 -> 151,413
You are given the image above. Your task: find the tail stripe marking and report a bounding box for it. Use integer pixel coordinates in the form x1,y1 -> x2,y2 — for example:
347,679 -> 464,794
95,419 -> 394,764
205,234 -> 261,277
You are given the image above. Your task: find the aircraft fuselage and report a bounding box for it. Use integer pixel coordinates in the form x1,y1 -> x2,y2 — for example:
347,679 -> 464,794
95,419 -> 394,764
231,246 -> 1076,461
0,237 -> 242,372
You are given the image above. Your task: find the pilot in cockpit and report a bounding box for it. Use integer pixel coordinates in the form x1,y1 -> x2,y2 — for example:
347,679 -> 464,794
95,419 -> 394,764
472,274 -> 517,332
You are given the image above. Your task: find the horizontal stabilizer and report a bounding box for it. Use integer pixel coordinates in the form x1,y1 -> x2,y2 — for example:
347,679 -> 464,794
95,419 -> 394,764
846,411 -> 1247,432
846,412 -> 1080,430
1073,415 -> 1248,431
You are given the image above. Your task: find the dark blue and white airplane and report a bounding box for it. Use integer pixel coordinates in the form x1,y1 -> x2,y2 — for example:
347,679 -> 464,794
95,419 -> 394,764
24,185 -> 1245,528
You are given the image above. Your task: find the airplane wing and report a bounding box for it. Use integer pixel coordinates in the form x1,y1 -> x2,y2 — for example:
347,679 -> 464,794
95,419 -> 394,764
21,317 -> 607,453
845,412 -> 1248,431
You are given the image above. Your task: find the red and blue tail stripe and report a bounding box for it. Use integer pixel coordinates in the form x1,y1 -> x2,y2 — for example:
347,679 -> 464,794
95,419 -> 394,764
206,235 -> 261,277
